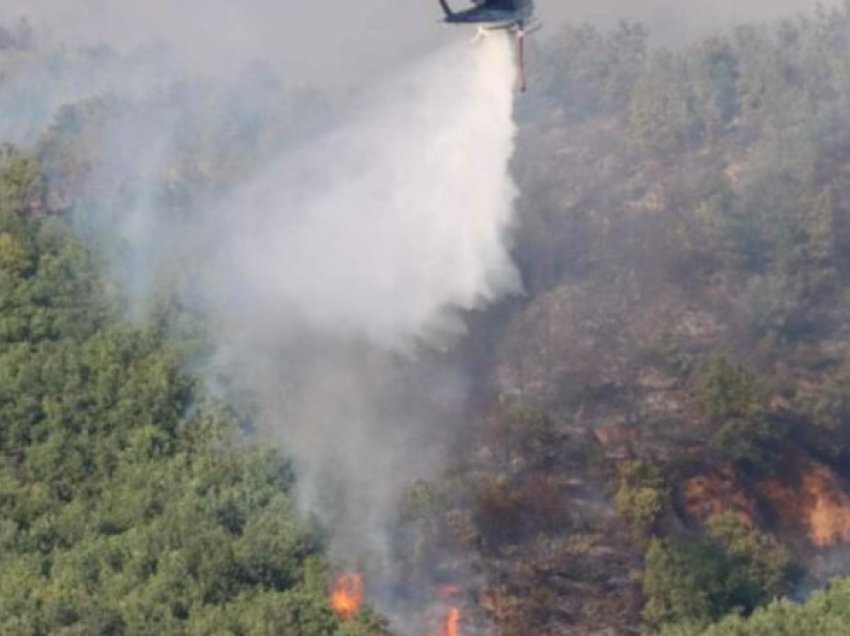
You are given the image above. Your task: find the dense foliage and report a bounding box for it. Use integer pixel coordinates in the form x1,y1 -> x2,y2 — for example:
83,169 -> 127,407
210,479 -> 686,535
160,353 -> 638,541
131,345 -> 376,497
644,514 -> 790,631
664,577 -> 850,636
614,460 -> 669,541
460,4 -> 850,633
0,153 -> 383,635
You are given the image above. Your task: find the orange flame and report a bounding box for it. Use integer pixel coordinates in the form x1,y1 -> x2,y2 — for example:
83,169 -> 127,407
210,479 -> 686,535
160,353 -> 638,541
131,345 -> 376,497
441,606 -> 461,636
330,573 -> 363,620
759,463 -> 850,547
802,466 -> 850,547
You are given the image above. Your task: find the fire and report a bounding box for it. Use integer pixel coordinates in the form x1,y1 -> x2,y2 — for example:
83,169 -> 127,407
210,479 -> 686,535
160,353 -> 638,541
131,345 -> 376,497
802,466 -> 850,547
759,462 -> 850,547
330,573 -> 363,620
441,606 -> 461,636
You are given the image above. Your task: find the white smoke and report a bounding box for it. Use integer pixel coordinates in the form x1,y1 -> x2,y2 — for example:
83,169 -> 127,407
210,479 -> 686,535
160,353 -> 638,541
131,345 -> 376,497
2,0 -> 836,626
1,17 -> 521,599
0,4 -> 520,570
209,37 -> 520,348
199,35 -> 521,571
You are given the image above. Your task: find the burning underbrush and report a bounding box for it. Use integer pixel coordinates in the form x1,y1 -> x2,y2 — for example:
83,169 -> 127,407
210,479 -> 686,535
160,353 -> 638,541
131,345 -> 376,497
329,571 -> 477,636
759,462 -> 850,548
331,573 -> 365,620
682,464 -> 758,527
440,606 -> 461,636
679,458 -> 850,553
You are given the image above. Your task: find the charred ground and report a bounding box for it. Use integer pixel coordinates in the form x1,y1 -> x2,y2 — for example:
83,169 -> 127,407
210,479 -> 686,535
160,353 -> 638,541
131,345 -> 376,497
392,6 -> 850,634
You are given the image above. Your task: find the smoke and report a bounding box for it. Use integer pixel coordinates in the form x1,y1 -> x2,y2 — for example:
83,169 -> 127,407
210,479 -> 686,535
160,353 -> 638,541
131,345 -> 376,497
200,36 -> 521,570
543,0 -> 843,44
4,0 -> 836,627
0,0 -> 449,84
210,38 -> 519,348
2,0 -> 838,95
0,4 -> 521,620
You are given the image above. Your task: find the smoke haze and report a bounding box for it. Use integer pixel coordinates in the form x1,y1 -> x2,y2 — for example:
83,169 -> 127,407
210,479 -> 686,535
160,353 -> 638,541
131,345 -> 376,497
543,0 -> 843,44
1,1 -> 840,87
0,2 -> 522,617
202,37 -> 520,569
212,38 -> 519,347
0,0 -> 842,628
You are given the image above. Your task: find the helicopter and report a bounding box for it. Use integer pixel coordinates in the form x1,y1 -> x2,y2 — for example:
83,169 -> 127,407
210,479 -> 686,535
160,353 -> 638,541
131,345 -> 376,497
437,0 -> 539,91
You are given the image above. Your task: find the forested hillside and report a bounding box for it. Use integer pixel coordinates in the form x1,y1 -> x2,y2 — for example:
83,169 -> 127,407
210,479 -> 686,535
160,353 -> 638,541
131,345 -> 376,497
392,5 -> 850,635
0,153 -> 384,634
6,4 -> 850,636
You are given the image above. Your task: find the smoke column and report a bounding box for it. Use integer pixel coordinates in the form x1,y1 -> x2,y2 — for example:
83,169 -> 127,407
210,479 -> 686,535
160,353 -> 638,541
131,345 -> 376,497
200,35 -> 521,581
213,36 -> 519,347
3,26 -> 521,619
1,2 -> 521,623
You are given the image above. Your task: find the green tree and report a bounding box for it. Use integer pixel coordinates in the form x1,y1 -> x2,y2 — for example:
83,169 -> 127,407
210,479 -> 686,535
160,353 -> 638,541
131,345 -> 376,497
706,513 -> 790,608
628,52 -> 700,156
695,357 -> 784,469
0,199 -> 387,635
668,576 -> 850,636
687,37 -> 740,140
643,538 -> 728,630
802,360 -> 850,457
614,460 -> 669,542
644,518 -> 790,633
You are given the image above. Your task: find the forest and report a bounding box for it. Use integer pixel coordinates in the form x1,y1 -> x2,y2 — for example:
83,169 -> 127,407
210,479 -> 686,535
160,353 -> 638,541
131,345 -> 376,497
0,157 -> 386,634
5,3 -> 850,635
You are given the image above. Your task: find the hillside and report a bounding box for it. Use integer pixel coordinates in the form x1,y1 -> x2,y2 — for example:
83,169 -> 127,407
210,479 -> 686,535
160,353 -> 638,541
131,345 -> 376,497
396,6 -> 850,634
0,154 -> 386,634
5,5 -> 850,636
